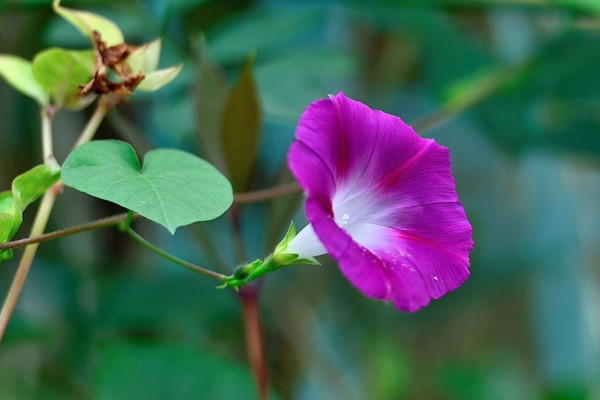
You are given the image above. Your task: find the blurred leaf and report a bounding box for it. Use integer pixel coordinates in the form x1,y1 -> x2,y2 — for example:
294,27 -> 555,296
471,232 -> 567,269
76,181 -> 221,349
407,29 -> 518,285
550,0 -> 600,14
256,48 -> 357,121
62,140 -> 233,234
365,337 -> 412,400
436,355 -> 535,400
95,342 -> 280,400
127,39 -> 162,73
195,36 -> 230,174
52,0 -> 124,46
0,55 -> 49,106
442,61 -> 532,114
474,31 -> 600,157
136,65 -> 183,92
208,8 -> 321,65
223,54 -> 261,192
0,164 -> 61,263
32,48 -> 95,109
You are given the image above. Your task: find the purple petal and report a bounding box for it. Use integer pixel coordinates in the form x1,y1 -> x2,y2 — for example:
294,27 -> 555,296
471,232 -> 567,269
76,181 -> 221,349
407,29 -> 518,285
288,93 -> 473,312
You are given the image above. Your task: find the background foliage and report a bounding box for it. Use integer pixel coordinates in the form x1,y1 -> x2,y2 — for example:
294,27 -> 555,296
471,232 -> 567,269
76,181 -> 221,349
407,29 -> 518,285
1,0 -> 599,399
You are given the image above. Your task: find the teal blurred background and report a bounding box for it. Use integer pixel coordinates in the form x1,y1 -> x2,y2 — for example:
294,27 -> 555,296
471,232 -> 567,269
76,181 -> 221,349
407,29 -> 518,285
1,0 -> 600,399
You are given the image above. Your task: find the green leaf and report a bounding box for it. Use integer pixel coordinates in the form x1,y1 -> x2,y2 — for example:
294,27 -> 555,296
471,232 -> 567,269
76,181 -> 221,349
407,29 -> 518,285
0,164 -> 61,263
550,0 -> 600,14
32,48 -> 95,109
0,192 -> 15,262
223,54 -> 261,192
195,35 -> 230,175
95,342 -> 280,400
52,0 -> 124,46
0,55 -> 49,105
62,140 -> 233,234
127,39 -> 161,73
136,65 -> 183,92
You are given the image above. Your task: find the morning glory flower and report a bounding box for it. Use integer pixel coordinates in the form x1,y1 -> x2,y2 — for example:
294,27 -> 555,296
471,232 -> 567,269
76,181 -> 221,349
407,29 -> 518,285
284,93 -> 473,312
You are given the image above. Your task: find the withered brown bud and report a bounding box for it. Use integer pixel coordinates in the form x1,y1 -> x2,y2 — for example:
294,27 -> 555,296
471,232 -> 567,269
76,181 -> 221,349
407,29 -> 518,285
81,31 -> 145,97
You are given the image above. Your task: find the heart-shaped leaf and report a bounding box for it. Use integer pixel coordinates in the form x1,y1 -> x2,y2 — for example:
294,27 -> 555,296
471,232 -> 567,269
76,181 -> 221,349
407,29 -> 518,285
0,55 -> 49,105
62,140 -> 233,234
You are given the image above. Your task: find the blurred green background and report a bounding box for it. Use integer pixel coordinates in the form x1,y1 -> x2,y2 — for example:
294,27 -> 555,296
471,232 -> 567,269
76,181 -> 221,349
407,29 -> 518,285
1,0 -> 600,399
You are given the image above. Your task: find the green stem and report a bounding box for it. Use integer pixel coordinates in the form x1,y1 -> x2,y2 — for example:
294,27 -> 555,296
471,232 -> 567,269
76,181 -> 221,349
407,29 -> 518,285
125,228 -> 226,282
41,107 -> 53,161
412,59 -> 532,134
74,97 -> 109,149
0,184 -> 59,342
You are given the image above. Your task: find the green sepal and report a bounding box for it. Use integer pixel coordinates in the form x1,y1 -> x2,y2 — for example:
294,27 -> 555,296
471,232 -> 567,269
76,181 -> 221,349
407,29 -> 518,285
221,252 -> 320,289
292,257 -> 321,266
274,221 -> 296,254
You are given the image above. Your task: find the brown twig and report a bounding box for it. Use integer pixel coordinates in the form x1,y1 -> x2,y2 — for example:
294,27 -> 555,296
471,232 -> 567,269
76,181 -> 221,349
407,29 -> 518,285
0,212 -> 133,251
240,289 -> 269,400
233,182 -> 301,204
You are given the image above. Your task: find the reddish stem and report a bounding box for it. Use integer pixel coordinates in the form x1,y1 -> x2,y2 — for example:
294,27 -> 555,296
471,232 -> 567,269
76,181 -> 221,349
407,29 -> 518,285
240,289 -> 269,400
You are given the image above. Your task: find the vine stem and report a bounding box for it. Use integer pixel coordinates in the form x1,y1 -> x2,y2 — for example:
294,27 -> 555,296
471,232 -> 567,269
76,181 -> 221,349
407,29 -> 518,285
0,98 -> 110,344
233,182 -> 300,204
73,97 -> 110,149
125,228 -> 226,281
41,107 -> 54,161
0,212 -> 133,251
240,289 -> 269,400
0,184 -> 59,342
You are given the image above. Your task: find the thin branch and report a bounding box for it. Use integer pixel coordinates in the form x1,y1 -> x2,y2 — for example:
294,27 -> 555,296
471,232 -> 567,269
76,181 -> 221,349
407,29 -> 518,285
233,182 -> 301,204
412,59 -> 532,134
240,290 -> 269,400
73,97 -> 110,149
125,228 -> 226,282
0,212 -> 133,251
